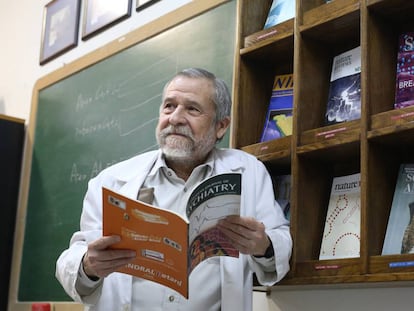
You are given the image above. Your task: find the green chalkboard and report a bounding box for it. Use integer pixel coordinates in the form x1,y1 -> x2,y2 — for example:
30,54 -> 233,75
18,1 -> 235,301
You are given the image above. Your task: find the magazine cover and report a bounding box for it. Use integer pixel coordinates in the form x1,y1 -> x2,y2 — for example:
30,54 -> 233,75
319,172 -> 361,260
263,0 -> 295,29
273,174 -> 291,221
394,32 -> 414,109
186,173 -> 241,271
103,173 -> 241,298
325,46 -> 361,125
260,73 -> 293,142
382,164 -> 414,255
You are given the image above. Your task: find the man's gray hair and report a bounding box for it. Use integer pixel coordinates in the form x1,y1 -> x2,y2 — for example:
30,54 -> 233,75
162,68 -> 232,122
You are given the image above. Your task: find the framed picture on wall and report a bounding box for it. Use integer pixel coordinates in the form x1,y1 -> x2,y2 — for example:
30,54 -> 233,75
39,0 -> 81,65
136,0 -> 161,12
82,0 -> 132,40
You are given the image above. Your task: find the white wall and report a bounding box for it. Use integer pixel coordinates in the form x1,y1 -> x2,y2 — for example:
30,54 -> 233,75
254,283 -> 414,311
0,0 -> 191,121
1,0 -> 413,310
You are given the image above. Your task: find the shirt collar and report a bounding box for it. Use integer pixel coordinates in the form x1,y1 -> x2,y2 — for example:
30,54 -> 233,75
147,148 -> 217,177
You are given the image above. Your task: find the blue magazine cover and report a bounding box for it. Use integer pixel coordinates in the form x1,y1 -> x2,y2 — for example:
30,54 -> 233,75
260,74 -> 293,142
264,0 -> 295,29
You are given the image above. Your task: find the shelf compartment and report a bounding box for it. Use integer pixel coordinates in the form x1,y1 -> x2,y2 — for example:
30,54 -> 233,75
294,33 -> 360,134
292,150 -> 361,266
237,0 -> 273,40
240,26 -> 294,67
367,0 -> 414,22
365,139 -> 414,263
300,0 -> 360,42
365,0 -> 414,117
232,37 -> 294,149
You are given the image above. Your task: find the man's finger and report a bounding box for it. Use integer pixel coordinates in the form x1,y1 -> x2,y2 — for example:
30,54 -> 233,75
91,235 -> 121,250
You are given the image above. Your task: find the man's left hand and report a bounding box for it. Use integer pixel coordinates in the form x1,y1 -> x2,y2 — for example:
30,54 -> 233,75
218,215 -> 270,256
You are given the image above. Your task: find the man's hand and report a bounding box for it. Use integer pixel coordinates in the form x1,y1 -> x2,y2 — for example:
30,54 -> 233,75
218,215 -> 271,256
83,235 -> 136,279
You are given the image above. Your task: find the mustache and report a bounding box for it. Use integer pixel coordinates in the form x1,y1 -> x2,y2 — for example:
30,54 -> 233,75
159,125 -> 194,140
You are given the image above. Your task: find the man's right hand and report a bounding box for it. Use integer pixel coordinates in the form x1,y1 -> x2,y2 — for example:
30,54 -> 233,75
82,235 -> 136,279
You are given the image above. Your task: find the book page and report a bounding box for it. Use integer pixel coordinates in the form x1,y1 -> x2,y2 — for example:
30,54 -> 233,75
102,187 -> 189,297
186,173 -> 241,272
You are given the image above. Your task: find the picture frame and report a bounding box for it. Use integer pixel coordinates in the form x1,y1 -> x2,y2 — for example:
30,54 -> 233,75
136,0 -> 161,12
82,0 -> 132,40
39,0 -> 81,65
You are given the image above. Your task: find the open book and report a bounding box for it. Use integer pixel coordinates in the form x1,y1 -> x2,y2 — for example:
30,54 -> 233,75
102,173 -> 241,298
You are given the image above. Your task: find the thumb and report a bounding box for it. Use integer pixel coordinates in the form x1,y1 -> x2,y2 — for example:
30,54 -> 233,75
91,235 -> 121,250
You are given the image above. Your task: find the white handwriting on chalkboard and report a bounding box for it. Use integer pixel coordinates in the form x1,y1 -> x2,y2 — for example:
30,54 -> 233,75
70,159 -> 120,183
75,117 -> 120,137
88,160 -> 118,178
70,164 -> 87,183
75,85 -> 121,112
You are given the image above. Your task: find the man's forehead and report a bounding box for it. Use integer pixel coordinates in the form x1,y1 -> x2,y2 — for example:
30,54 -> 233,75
164,77 -> 214,103
167,76 -> 213,91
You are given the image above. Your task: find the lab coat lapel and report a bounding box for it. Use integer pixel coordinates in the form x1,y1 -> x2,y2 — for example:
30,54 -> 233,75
117,150 -> 159,198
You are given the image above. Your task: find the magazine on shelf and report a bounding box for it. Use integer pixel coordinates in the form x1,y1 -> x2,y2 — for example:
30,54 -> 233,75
394,32 -> 414,109
263,0 -> 295,29
102,172 -> 241,298
382,164 -> 414,255
319,172 -> 361,260
325,46 -> 361,125
273,174 -> 291,221
260,73 -> 293,142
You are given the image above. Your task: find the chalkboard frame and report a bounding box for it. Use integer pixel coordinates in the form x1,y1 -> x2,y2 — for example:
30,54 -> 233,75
8,1 -> 234,310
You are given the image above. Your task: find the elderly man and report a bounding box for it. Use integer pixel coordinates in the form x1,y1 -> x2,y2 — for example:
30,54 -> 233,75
56,68 -> 292,311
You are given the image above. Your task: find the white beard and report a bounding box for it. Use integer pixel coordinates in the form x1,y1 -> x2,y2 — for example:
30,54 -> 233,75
157,125 -> 217,162
162,134 -> 194,159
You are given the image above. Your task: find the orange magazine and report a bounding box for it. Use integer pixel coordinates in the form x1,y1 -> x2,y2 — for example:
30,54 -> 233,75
102,173 -> 241,298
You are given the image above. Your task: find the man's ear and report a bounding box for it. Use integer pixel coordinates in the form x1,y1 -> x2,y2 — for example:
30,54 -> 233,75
215,117 -> 231,140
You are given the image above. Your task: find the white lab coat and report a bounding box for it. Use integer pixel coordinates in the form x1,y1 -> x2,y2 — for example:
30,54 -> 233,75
56,148 -> 292,311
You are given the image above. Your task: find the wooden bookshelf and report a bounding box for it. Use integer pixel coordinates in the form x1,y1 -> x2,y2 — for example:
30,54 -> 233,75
232,0 -> 414,286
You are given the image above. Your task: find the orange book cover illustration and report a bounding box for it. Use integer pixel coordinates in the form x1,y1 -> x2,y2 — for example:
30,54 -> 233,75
102,173 -> 241,298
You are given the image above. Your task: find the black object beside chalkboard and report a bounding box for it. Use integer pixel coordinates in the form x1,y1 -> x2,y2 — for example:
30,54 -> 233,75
0,115 -> 24,311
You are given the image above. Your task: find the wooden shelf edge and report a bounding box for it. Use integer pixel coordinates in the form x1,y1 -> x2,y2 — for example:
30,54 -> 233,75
369,106 -> 414,139
258,278 -> 414,292
369,254 -> 414,274
366,0 -> 383,5
241,136 -> 291,163
297,122 -> 361,155
242,19 -> 294,51
280,273 -> 414,286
